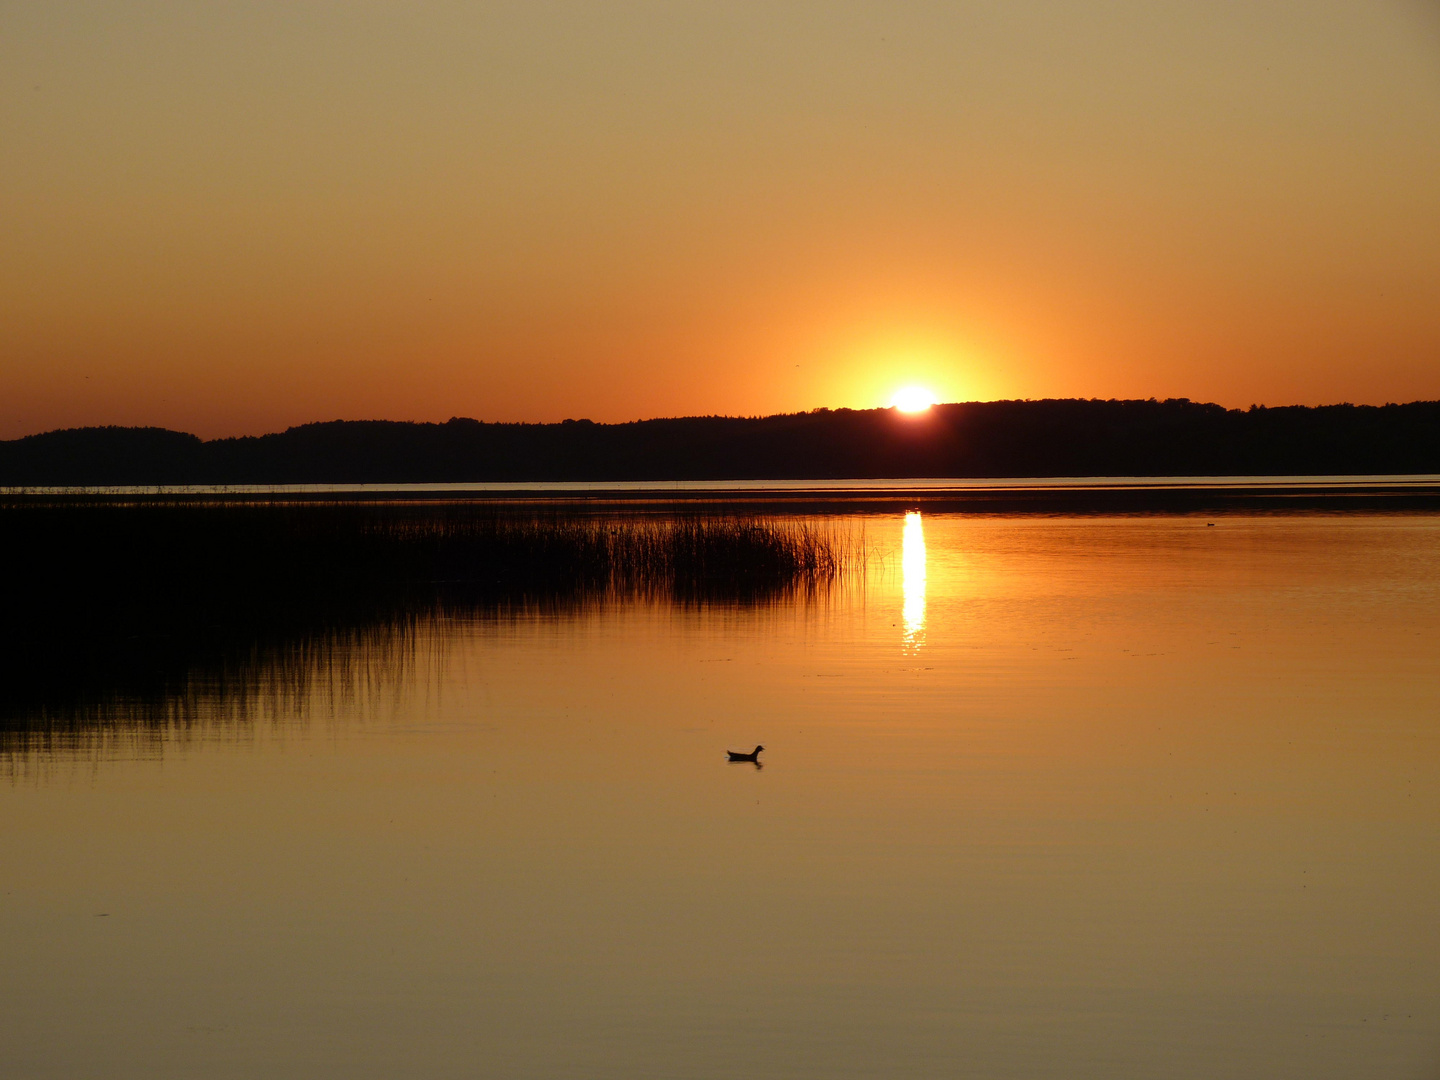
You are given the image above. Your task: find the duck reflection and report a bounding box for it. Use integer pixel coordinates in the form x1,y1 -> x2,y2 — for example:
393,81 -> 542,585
902,510 -> 927,652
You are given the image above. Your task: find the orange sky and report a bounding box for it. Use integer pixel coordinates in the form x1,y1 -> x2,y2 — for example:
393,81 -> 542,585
3,2 -> 1439,439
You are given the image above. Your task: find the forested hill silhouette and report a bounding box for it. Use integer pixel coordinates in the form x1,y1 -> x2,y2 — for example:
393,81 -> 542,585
4,399 -> 1440,485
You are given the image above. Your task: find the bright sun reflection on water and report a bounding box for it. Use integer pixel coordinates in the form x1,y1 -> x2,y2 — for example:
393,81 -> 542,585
901,511 -> 926,650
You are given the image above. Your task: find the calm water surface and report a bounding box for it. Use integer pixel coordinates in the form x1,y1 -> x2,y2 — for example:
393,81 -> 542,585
5,513 -> 1440,1079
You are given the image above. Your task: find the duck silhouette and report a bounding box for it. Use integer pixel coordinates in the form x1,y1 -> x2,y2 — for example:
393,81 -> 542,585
727,745 -> 764,764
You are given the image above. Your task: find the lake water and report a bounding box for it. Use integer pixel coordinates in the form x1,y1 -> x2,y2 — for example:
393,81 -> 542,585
4,512 -> 1440,1079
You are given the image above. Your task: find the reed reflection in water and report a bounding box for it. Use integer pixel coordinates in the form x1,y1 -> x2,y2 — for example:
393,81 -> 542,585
3,513 -> 1440,1080
0,502 -> 857,763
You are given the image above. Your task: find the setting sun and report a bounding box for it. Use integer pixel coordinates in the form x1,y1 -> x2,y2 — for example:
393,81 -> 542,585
891,386 -> 939,413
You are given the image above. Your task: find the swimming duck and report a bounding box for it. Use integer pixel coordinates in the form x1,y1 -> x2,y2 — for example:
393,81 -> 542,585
727,745 -> 764,762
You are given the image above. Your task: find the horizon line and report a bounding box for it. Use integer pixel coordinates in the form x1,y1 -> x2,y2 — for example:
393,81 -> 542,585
9,396 -> 1440,445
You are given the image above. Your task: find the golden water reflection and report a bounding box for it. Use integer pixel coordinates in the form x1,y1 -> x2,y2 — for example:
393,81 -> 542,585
901,510 -> 927,650
6,516 -> 1440,1079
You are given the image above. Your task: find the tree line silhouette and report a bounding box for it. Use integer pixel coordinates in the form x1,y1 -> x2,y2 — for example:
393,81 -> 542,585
3,398 -> 1439,484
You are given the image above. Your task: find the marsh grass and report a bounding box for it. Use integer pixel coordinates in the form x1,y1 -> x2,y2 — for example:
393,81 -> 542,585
0,499 -> 851,600
0,500 -> 860,747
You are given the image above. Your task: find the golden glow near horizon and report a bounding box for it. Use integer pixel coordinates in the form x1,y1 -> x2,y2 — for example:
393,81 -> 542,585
2,3 -> 1439,438
891,386 -> 940,413
902,511 -> 927,652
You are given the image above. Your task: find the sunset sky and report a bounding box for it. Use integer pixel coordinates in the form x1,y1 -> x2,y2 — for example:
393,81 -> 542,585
3,1 -> 1439,439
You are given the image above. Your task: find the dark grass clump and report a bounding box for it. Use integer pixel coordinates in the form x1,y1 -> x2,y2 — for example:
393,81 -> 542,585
0,499 -> 849,607
0,499 -> 856,744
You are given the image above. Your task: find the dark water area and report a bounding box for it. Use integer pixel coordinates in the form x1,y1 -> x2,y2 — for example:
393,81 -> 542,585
4,496 -> 1440,1078
0,501 -> 848,753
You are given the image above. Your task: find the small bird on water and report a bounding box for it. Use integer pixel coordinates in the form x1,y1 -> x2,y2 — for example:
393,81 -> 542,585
727,745 -> 764,763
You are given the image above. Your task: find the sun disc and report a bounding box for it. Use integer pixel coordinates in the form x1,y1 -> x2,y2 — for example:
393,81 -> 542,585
891,386 -> 938,413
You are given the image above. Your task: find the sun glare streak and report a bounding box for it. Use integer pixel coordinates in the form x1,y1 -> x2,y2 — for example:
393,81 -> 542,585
902,511 -> 926,651
891,386 -> 939,413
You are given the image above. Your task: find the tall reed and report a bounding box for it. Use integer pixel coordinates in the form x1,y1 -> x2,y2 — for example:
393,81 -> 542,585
0,500 -> 860,740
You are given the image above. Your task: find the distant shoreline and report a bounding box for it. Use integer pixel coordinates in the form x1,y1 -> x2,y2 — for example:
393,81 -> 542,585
4,399 -> 1440,487
6,475 -> 1440,514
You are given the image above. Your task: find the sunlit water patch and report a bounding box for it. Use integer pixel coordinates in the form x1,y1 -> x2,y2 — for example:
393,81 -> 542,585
901,509 -> 927,651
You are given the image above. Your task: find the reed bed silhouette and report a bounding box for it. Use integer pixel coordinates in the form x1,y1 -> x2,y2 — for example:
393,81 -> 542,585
0,499 -> 852,608
0,500 -> 858,747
